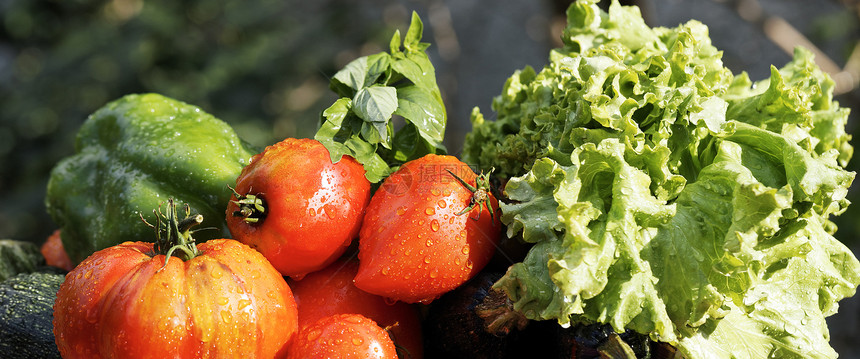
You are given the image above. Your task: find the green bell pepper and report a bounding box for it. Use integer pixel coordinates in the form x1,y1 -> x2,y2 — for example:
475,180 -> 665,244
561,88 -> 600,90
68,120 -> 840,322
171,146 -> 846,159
45,93 -> 256,264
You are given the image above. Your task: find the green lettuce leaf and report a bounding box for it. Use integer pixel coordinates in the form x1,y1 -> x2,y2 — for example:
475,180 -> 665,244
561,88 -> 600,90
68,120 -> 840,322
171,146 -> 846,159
465,0 -> 859,357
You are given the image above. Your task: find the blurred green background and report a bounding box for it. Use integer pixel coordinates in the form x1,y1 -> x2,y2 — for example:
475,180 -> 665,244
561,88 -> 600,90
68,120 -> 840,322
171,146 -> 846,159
2,0 -> 860,251
3,0 -> 858,245
0,0 -> 559,245
2,0 -> 860,355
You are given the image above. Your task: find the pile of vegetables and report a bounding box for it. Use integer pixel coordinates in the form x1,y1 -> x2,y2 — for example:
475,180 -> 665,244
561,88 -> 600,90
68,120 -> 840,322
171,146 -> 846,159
1,0 -> 858,358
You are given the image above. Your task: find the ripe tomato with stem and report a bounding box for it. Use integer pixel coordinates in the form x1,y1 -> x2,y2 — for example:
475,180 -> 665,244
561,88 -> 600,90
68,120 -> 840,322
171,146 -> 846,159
226,138 -> 371,278
53,200 -> 298,358
355,154 -> 502,304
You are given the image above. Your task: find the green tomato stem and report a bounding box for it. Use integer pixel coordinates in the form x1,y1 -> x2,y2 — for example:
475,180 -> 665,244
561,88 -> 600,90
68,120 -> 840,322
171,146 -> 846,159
144,198 -> 201,263
229,186 -> 267,224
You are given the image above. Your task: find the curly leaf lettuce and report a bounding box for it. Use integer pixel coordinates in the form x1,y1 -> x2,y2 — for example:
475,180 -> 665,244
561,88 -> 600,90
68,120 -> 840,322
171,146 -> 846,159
465,0 -> 859,357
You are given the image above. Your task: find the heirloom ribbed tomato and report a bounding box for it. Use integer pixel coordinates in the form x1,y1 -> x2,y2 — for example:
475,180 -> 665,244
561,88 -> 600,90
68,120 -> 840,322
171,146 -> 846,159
53,201 -> 298,359
226,138 -> 371,278
354,154 -> 502,304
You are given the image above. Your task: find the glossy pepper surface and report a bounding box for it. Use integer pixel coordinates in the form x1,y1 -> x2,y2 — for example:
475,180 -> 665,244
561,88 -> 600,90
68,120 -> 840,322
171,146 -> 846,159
45,93 -> 256,264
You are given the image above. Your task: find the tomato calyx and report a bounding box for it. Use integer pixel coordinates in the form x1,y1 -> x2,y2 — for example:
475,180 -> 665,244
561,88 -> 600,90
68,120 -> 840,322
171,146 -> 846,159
446,167 -> 497,224
475,286 -> 529,336
141,198 -> 202,264
229,186 -> 267,224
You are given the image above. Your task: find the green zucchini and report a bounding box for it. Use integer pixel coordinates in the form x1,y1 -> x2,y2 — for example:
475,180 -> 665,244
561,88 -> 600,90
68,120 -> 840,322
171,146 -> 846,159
0,240 -> 44,282
0,270 -> 64,358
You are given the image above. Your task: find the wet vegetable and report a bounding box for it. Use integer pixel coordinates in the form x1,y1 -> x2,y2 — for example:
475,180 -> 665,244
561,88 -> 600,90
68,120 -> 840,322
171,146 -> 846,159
53,200 -> 298,358
46,93 -> 256,264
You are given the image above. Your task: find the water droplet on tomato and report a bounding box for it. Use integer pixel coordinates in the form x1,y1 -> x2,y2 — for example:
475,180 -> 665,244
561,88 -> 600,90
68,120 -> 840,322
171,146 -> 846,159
238,299 -> 252,310
437,200 -> 447,209
461,245 -> 470,255
83,270 -> 93,279
429,268 -> 439,278
430,219 -> 440,232
395,206 -> 407,216
381,266 -> 390,276
425,207 -> 435,215
220,310 -> 232,324
425,239 -> 433,247
85,306 -> 99,324
217,297 -> 229,306
201,330 -> 213,343
343,315 -> 362,324
423,256 -> 431,264
306,328 -> 322,341
324,204 -> 337,219
308,208 -> 317,217
210,269 -> 223,279
431,188 -> 441,196
352,338 -> 364,346
443,189 -> 452,196
466,260 -> 474,270
158,319 -> 170,331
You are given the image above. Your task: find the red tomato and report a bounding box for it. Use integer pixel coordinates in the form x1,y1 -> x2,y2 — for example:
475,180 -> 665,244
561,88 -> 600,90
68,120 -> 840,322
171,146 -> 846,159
287,314 -> 399,359
355,154 -> 502,304
53,238 -> 298,358
41,229 -> 74,271
289,259 -> 424,359
226,138 -> 371,278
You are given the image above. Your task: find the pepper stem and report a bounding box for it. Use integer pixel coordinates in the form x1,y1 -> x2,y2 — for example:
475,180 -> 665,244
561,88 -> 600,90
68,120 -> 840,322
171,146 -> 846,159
141,198 -> 202,265
229,186 -> 267,224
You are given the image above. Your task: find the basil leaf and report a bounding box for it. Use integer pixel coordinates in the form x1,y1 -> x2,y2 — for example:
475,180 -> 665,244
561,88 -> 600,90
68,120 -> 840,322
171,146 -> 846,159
395,85 -> 446,147
331,53 -> 392,96
353,86 -> 398,124
316,11 -> 446,183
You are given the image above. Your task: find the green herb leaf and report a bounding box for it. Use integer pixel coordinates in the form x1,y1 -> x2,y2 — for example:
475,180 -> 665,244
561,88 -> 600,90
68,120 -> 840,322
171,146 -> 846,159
316,11 -> 446,183
331,53 -> 392,97
395,85 -> 445,146
353,86 -> 398,124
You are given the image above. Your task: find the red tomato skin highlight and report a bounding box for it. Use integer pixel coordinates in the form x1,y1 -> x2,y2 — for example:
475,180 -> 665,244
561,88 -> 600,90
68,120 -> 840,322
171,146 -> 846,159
226,138 -> 371,278
355,154 -> 502,304
287,313 -> 399,359
52,239 -> 298,359
289,259 -> 424,359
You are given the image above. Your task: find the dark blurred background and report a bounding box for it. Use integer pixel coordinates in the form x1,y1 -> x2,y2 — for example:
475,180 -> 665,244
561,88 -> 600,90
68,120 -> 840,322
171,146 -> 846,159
2,0 -> 860,353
